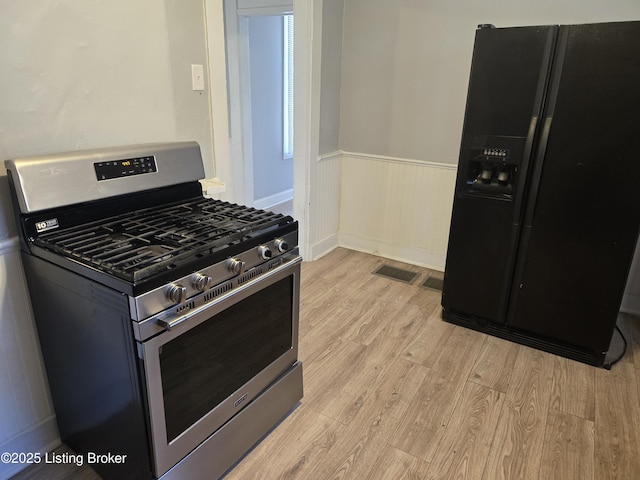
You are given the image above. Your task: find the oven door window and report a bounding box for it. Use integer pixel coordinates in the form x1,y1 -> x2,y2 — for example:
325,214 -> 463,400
159,276 -> 293,442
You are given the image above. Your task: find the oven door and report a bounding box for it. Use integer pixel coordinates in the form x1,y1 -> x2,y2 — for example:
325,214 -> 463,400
139,256 -> 301,477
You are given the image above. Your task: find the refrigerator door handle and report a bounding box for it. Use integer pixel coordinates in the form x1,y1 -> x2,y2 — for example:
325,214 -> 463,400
505,115 -> 553,324
521,26 -> 569,227
512,27 -> 558,225
522,114 -> 553,226
512,114 -> 539,222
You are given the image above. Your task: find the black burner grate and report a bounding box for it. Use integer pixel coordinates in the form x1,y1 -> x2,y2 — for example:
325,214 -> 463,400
34,198 -> 291,283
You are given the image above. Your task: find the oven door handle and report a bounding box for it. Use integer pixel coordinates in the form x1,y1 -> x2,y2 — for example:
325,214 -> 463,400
157,255 -> 302,331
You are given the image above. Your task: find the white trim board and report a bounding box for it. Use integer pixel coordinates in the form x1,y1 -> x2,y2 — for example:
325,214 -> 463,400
0,237 -> 19,256
253,188 -> 293,210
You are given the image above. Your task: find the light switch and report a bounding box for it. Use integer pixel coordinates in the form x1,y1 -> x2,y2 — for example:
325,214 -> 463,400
191,64 -> 205,91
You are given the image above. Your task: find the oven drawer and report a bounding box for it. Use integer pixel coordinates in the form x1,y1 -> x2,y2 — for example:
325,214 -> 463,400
160,362 -> 303,480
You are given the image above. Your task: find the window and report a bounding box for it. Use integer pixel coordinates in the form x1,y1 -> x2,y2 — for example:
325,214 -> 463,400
283,14 -> 294,160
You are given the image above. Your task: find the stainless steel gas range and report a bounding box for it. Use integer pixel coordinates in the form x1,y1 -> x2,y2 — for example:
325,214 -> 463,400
5,142 -> 303,480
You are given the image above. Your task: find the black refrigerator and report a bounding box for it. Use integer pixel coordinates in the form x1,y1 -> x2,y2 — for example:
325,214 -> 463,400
441,21 -> 640,367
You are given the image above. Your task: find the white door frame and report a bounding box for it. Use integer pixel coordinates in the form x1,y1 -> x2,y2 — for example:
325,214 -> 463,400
223,0 -> 254,206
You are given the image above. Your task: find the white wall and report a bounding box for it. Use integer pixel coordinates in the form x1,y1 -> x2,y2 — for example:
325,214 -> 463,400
0,1 -> 213,477
318,0 -> 344,155
165,0 -> 215,178
0,3 -> 170,164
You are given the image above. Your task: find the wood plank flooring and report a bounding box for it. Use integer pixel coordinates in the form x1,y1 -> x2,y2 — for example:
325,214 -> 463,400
11,247 -> 640,480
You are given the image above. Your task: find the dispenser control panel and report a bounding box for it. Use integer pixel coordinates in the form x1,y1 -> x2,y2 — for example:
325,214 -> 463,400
482,148 -> 509,159
463,135 -> 526,199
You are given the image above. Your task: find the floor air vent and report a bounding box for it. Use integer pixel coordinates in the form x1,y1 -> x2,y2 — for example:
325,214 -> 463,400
421,276 -> 444,291
373,265 -> 418,284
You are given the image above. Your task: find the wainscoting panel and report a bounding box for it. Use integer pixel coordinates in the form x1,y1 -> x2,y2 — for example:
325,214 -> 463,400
311,152 -> 341,259
0,239 -> 59,480
338,152 -> 457,270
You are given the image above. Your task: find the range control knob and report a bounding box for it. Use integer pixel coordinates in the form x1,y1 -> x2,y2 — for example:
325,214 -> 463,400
258,245 -> 273,260
274,238 -> 289,253
226,258 -> 246,276
166,284 -> 187,304
192,273 -> 212,291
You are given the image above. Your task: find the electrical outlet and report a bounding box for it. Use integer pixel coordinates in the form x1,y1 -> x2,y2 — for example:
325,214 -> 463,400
191,64 -> 205,91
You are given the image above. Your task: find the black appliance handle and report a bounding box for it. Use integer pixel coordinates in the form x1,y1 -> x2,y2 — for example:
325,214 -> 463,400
512,26 -> 557,223
512,114 -> 538,221
505,115 -> 554,323
521,26 -> 569,227
522,114 -> 553,226
505,26 -> 568,324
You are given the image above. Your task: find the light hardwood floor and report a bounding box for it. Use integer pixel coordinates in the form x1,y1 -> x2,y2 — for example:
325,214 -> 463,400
268,199 -> 294,217
12,247 -> 640,479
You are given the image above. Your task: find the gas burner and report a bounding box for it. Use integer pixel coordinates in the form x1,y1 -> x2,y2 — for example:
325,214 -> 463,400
33,197 -> 293,285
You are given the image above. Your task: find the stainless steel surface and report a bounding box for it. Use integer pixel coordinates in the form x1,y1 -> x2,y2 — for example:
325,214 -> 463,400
155,255 -> 301,332
159,362 -> 303,480
258,245 -> 272,259
127,231 -> 298,321
166,284 -> 187,304
275,238 -> 289,252
192,273 -> 212,291
5,141 -> 204,213
141,258 -> 301,477
226,258 -> 246,276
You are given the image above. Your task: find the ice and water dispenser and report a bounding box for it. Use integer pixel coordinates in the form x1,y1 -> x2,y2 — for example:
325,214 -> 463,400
464,135 -> 525,198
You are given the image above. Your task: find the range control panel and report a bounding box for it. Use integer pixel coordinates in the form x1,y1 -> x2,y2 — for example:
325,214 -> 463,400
95,156 -> 157,181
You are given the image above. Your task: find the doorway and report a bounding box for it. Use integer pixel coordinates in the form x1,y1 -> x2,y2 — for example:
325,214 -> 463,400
204,0 -> 314,259
223,1 -> 294,214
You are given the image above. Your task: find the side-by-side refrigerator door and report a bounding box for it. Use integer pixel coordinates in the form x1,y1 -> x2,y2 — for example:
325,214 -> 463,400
442,25 -> 557,323
507,22 -> 640,354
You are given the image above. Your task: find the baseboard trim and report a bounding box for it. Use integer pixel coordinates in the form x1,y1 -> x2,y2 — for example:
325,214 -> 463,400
0,237 -> 19,256
621,293 -> 640,316
317,150 -> 341,163
310,233 -> 339,261
338,232 -> 446,272
254,189 -> 293,211
0,416 -> 60,479
340,150 -> 457,170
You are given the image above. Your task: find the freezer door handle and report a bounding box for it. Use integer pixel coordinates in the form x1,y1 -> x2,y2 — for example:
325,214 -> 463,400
522,114 -> 553,226
512,114 -> 539,222
521,26 -> 568,227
